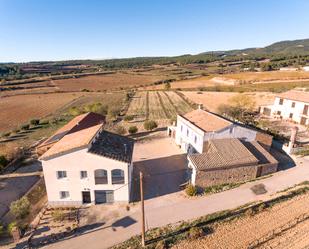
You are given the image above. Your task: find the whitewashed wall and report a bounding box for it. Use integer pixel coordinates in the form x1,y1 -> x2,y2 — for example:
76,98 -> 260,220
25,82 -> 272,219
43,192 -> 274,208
42,148 -> 131,205
272,97 -> 309,124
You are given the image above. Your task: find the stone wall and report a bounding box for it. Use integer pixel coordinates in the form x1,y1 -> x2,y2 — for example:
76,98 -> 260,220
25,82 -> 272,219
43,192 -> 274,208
195,165 -> 258,188
195,161 -> 278,188
257,162 -> 278,177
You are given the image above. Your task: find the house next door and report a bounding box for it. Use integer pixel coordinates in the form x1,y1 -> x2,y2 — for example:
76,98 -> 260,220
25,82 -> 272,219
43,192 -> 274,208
82,191 -> 91,204
95,190 -> 114,204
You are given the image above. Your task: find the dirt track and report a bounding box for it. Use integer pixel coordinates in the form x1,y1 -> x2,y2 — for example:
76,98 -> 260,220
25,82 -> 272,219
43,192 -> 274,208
173,191 -> 309,249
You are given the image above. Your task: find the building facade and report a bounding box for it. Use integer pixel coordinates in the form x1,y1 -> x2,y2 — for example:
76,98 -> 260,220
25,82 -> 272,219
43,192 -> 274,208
187,138 -> 278,187
174,108 -> 272,153
40,114 -> 134,206
260,90 -> 309,125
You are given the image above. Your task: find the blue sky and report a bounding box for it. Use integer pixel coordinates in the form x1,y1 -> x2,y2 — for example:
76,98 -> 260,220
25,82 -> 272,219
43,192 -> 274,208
1,0 -> 309,62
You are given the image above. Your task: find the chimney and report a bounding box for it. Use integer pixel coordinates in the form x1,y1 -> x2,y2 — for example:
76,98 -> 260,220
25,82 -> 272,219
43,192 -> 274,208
198,104 -> 203,110
288,126 -> 298,153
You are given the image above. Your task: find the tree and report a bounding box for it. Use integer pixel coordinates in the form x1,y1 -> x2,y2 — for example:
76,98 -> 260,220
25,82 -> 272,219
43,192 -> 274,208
261,63 -> 273,71
218,94 -> 256,125
10,197 -> 30,219
128,126 -> 138,134
144,120 -> 158,131
164,82 -> 171,90
30,119 -> 40,126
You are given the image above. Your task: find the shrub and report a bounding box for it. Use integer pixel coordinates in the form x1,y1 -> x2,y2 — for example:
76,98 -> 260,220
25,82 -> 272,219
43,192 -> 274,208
10,197 -> 30,219
39,119 -> 49,125
52,210 -> 66,222
244,207 -> 255,216
0,224 -> 3,236
68,107 -> 82,116
128,126 -> 138,134
2,132 -> 11,137
155,240 -> 167,249
185,184 -> 197,197
143,120 -> 158,131
115,125 -> 126,135
123,115 -> 134,121
30,119 -> 40,126
20,124 -> 30,130
187,227 -> 204,240
7,222 -> 18,235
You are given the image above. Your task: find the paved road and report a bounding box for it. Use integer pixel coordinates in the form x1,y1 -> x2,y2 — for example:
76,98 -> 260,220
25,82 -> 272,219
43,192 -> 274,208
39,156 -> 309,249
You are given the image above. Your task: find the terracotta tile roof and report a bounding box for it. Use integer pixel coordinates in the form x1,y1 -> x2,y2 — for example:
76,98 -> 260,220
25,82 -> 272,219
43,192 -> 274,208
182,109 -> 232,132
89,130 -> 134,163
277,90 -> 309,103
188,138 -> 258,171
241,140 -> 277,165
38,112 -> 105,147
40,124 -> 103,160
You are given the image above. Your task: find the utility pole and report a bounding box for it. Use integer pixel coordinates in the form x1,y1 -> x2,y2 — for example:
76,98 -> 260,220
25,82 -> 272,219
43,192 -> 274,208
140,171 -> 146,247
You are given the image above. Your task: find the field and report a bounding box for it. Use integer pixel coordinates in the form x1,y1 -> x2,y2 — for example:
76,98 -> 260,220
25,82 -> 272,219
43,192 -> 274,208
122,91 -> 192,131
0,71 -> 167,96
53,72 -> 165,92
142,71 -> 309,91
181,91 -> 276,112
173,190 -> 309,249
221,70 -> 309,83
0,93 -> 85,132
142,76 -> 218,90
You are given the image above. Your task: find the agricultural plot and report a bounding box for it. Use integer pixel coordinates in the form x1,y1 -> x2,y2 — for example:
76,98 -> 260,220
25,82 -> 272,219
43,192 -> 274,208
182,91 -> 275,112
122,91 -> 193,132
148,91 -> 167,120
173,191 -> 309,249
126,91 -> 147,121
164,91 -> 192,114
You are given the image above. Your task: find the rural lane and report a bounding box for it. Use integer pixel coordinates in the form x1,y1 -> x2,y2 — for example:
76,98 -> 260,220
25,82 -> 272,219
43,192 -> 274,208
42,156 -> 309,249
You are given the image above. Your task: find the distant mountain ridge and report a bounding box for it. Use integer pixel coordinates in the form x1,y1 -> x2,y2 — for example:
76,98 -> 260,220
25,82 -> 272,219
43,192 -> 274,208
201,38 -> 309,56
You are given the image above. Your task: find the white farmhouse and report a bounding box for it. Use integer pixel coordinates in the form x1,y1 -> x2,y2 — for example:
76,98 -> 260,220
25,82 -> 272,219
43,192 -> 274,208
260,90 -> 309,125
171,107 -> 272,154
40,114 -> 134,206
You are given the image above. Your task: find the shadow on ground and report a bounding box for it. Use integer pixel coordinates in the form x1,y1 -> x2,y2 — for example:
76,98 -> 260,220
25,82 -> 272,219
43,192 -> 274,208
16,214 -> 137,249
132,154 -> 188,201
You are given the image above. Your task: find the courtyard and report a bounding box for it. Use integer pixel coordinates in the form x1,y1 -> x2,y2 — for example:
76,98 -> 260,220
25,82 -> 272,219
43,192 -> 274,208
132,131 -> 188,201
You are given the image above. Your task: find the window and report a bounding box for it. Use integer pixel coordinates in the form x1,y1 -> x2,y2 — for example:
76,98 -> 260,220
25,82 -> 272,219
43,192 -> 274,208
94,169 -> 108,184
111,169 -> 125,184
289,113 -> 293,119
279,98 -> 284,105
277,111 -> 281,115
80,171 -> 88,179
303,105 -> 309,115
291,102 -> 295,108
181,125 -> 183,132
59,191 -> 69,199
194,135 -> 197,144
56,171 -> 67,179
186,129 -> 189,137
